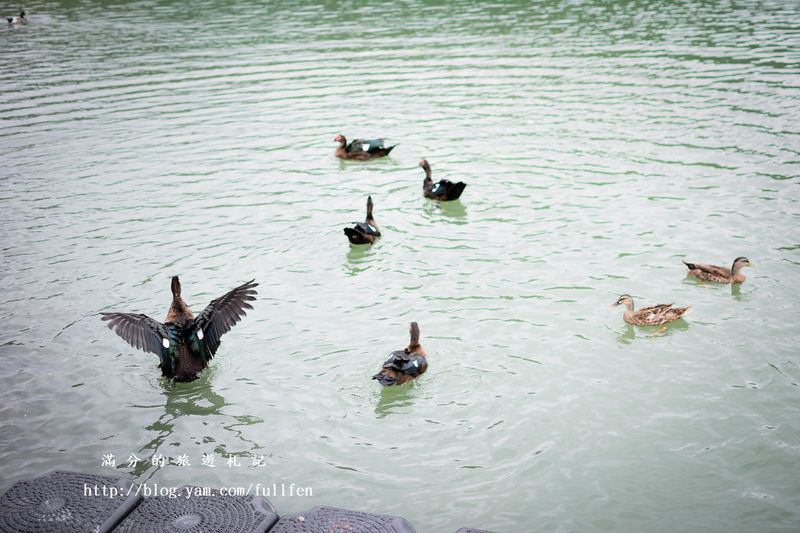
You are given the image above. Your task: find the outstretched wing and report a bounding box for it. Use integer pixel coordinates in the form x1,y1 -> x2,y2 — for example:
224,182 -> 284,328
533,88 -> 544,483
100,313 -> 172,368
191,279 -> 258,360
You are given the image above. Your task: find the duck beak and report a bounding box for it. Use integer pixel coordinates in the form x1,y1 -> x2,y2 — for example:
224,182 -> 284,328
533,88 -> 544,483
749,261 -> 755,268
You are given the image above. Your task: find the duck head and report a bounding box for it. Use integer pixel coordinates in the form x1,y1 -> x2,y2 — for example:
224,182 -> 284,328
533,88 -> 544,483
732,257 -> 752,272
419,159 -> 431,179
334,134 -> 346,147
167,276 -> 193,322
171,276 -> 182,298
612,294 -> 635,310
366,195 -> 374,219
407,321 -> 421,352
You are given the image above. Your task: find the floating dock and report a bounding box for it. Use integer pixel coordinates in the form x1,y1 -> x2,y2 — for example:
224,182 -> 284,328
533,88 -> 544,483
0,470 -> 497,532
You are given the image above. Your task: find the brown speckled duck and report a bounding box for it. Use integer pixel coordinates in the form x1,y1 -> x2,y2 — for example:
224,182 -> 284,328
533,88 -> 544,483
334,135 -> 396,160
343,196 -> 381,245
373,322 -> 428,386
682,257 -> 751,284
419,159 -> 466,201
101,277 -> 257,382
612,294 -> 691,327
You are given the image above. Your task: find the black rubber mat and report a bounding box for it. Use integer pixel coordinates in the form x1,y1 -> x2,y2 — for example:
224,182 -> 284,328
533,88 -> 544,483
0,470 -> 141,533
113,486 -> 278,532
271,506 -> 416,532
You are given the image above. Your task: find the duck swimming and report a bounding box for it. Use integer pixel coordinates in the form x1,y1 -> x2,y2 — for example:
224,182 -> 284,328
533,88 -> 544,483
682,257 -> 751,284
6,10 -> 26,25
334,134 -> 396,160
101,276 -> 257,382
343,196 -> 381,245
373,322 -> 428,386
419,159 -> 466,201
612,294 -> 691,327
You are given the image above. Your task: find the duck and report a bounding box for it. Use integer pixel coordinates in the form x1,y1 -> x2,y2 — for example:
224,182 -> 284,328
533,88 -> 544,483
334,134 -> 396,160
101,276 -> 257,382
343,196 -> 381,245
682,256 -> 751,284
373,322 -> 428,386
419,159 -> 466,201
6,10 -> 26,25
612,294 -> 691,327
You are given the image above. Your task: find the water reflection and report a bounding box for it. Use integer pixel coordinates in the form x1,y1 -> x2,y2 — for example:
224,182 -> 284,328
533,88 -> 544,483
683,275 -> 747,300
682,274 -> 708,286
617,324 -> 636,344
344,241 -> 377,275
122,372 -> 264,481
374,384 -> 416,419
422,199 -> 468,223
616,319 -> 690,343
730,283 -> 743,300
439,199 -> 468,220
336,156 -> 400,172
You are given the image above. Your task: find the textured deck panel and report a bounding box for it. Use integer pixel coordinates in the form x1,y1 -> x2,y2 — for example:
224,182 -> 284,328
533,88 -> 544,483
113,486 -> 278,532
0,470 -> 490,533
0,470 -> 141,533
271,506 -> 416,532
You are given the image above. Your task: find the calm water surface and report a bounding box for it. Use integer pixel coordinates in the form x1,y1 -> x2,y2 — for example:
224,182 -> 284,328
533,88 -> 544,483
2,1 -> 800,531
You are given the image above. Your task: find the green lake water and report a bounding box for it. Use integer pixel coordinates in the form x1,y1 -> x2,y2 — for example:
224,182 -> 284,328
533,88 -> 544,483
1,1 -> 799,531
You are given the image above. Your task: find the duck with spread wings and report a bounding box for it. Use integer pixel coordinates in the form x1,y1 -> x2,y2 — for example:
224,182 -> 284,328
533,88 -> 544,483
101,277 -> 257,382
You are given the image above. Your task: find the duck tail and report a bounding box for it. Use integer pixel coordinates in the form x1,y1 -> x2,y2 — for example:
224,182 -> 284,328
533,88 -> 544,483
682,260 -> 696,270
447,182 -> 467,201
372,371 -> 396,386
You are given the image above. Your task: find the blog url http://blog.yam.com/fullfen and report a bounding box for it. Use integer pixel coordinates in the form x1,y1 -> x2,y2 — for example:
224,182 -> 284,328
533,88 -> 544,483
84,451 -> 313,499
